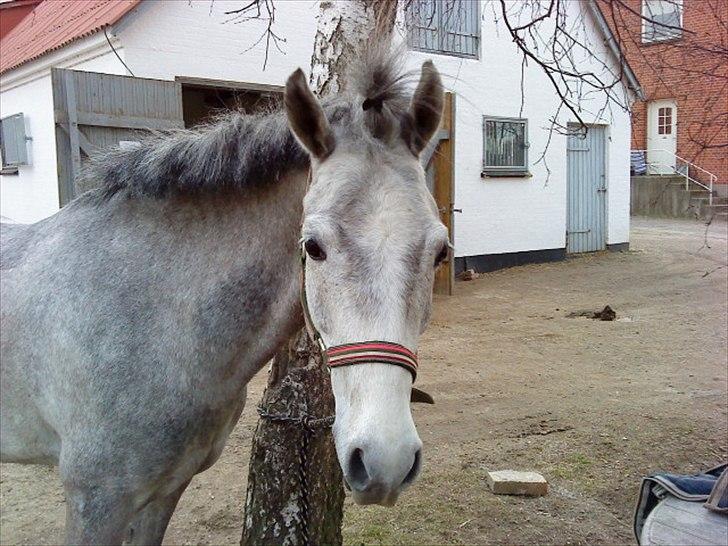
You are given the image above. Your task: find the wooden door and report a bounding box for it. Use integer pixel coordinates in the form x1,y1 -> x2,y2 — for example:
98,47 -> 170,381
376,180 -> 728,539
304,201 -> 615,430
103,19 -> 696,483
646,99 -> 677,174
429,92 -> 455,295
567,125 -> 607,253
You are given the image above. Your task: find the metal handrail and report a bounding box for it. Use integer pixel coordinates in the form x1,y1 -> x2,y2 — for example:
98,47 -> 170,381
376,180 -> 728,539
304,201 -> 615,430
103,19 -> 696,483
632,148 -> 717,206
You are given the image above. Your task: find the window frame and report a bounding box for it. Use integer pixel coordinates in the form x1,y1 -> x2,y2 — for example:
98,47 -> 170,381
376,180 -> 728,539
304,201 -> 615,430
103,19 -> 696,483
405,0 -> 481,60
657,106 -> 673,135
641,0 -> 683,44
482,115 -> 530,178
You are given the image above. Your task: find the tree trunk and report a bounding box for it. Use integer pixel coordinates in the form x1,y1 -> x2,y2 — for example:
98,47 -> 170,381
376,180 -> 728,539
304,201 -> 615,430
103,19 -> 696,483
310,0 -> 398,95
241,331 -> 342,545
242,2 -> 398,545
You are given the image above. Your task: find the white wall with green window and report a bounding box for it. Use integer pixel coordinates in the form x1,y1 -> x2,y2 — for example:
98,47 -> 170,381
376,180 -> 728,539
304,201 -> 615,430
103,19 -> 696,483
1,0 -> 634,261
398,0 -> 634,259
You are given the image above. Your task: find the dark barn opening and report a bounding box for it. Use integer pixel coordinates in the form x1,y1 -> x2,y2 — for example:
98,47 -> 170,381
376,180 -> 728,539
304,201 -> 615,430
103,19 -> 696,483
178,77 -> 282,128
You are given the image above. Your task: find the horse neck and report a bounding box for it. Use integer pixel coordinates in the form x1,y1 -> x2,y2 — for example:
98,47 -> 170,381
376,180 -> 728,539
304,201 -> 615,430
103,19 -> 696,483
126,168 -> 309,382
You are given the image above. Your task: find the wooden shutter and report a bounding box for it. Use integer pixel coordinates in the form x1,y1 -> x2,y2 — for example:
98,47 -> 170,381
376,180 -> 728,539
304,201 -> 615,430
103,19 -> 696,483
0,113 -> 28,167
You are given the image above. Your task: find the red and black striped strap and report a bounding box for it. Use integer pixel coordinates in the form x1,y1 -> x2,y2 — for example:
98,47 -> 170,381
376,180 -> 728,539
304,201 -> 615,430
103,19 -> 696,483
325,341 -> 418,382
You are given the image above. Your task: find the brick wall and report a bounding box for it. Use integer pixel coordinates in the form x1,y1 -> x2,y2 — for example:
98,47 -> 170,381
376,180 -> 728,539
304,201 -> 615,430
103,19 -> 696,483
601,0 -> 727,185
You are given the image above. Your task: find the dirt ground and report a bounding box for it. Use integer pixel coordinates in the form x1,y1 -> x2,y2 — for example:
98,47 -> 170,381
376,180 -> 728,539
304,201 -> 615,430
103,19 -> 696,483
1,216 -> 726,545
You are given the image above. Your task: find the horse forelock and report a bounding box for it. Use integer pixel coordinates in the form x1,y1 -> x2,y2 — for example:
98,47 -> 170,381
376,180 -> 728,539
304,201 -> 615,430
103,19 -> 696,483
348,44 -> 416,145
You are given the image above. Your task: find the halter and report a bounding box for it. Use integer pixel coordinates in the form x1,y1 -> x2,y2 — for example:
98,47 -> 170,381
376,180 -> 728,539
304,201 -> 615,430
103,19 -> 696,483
299,245 -> 419,382
298,170 -> 433,403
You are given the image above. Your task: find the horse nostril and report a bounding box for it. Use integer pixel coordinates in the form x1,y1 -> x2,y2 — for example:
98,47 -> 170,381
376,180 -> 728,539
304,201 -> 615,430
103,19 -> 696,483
347,448 -> 370,491
402,448 -> 421,486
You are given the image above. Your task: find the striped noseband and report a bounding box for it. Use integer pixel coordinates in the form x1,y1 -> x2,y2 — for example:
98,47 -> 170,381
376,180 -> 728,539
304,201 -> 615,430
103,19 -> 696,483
326,341 -> 418,381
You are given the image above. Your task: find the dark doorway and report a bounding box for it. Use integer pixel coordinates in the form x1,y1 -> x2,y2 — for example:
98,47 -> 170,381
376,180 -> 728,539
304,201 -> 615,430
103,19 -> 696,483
177,77 -> 283,128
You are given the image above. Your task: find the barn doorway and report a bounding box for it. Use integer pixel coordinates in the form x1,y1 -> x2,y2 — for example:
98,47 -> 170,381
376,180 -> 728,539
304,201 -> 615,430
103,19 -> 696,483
566,124 -> 607,253
52,70 -> 285,205
176,77 -> 282,127
52,69 -> 185,205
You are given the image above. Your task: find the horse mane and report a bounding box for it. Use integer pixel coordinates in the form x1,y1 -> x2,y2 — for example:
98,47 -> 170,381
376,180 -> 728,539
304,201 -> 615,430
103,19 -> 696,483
84,46 -> 415,200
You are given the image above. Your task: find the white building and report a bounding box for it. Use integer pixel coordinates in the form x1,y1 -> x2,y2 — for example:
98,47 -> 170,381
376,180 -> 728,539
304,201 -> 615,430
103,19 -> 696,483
0,0 -> 641,276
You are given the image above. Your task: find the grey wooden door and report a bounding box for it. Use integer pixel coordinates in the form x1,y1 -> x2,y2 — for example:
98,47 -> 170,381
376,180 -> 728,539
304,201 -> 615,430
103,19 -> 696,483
566,125 -> 607,253
52,69 -> 184,205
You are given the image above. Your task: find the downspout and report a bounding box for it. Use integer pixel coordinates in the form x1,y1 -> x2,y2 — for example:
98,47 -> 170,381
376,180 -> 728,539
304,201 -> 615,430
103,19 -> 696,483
585,0 -> 645,101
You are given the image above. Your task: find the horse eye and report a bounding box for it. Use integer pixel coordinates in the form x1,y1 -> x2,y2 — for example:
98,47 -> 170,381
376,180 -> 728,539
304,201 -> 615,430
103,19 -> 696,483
434,245 -> 448,267
305,239 -> 327,261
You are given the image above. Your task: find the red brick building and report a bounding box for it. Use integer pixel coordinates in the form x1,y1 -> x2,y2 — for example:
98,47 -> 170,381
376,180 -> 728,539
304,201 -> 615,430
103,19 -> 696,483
602,0 -> 727,194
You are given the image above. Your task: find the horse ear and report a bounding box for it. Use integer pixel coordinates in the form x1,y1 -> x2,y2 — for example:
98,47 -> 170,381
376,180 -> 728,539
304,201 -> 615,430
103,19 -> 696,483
403,61 -> 444,156
284,68 -> 335,160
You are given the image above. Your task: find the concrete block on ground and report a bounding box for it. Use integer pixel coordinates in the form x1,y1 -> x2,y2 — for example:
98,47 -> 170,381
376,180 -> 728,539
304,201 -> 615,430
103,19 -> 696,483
486,470 -> 548,496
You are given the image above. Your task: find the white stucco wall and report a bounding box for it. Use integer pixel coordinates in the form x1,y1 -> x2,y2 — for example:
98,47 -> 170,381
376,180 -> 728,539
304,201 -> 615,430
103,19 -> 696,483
0,74 -> 58,223
605,99 -> 632,246
0,0 -> 632,252
116,0 -> 317,85
399,1 -> 633,256
0,34 -> 129,223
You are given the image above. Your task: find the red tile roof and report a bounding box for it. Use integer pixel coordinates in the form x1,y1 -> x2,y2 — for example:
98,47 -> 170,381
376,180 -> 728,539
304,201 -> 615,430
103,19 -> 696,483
0,0 -> 141,75
0,1 -> 43,41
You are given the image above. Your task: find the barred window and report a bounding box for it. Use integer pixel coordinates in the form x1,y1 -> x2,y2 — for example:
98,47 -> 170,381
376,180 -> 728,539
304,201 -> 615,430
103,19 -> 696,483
482,117 -> 529,177
642,0 -> 683,43
405,0 -> 480,59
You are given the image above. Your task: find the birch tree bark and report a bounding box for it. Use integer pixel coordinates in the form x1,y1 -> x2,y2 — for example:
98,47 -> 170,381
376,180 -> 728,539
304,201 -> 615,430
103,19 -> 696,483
310,0 -> 397,96
241,332 -> 342,545
242,2 -> 398,545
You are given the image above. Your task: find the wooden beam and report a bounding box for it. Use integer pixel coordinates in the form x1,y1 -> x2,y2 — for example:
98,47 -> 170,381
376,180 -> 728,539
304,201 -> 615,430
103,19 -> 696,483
55,110 -> 183,131
57,123 -> 95,156
433,93 -> 456,296
64,71 -> 82,201
175,76 -> 284,95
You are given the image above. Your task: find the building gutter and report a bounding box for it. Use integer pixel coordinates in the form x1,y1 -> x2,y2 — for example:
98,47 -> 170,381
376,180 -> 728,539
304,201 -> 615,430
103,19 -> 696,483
586,0 -> 645,101
0,33 -> 120,91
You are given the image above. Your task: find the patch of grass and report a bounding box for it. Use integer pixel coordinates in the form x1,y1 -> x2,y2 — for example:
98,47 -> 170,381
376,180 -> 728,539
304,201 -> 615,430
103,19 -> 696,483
342,467 -> 487,545
551,453 -> 593,480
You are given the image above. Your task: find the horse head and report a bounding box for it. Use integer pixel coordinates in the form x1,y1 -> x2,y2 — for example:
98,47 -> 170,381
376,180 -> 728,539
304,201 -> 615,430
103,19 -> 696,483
284,53 -> 446,506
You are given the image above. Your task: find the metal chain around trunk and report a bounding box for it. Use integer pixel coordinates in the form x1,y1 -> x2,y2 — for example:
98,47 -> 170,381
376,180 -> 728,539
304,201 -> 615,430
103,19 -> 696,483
258,407 -> 335,546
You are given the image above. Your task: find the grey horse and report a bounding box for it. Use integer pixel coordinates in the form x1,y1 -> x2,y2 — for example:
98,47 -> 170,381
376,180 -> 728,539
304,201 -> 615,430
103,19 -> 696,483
0,50 -> 445,545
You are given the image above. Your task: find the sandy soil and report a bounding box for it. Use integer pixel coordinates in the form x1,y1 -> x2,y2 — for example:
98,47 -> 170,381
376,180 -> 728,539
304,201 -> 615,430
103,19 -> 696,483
1,217 -> 726,545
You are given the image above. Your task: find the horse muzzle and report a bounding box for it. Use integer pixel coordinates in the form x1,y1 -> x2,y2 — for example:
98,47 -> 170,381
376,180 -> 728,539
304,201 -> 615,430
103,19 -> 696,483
342,439 -> 422,506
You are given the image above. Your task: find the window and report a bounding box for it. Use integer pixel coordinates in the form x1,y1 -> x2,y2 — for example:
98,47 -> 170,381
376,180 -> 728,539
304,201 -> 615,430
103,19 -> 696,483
405,0 -> 480,59
642,0 -> 682,43
482,117 -> 529,176
657,107 -> 673,135
0,113 -> 29,170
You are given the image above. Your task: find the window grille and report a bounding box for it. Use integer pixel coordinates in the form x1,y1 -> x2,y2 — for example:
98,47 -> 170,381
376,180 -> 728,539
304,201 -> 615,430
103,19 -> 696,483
482,117 -> 529,176
657,107 -> 673,135
642,0 -> 682,43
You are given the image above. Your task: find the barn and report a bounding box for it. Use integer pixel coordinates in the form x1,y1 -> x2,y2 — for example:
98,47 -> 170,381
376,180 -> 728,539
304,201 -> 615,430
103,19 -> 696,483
0,0 -> 641,290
